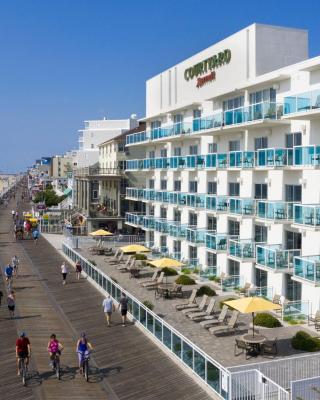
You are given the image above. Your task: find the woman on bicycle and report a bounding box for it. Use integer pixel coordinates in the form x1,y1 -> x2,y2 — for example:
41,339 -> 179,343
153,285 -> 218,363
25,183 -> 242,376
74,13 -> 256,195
47,334 -> 64,369
76,332 -> 93,374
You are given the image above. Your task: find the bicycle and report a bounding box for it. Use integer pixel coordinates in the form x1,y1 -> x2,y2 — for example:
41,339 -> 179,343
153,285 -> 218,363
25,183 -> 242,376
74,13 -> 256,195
79,351 -> 91,382
18,356 -> 28,386
51,353 -> 61,380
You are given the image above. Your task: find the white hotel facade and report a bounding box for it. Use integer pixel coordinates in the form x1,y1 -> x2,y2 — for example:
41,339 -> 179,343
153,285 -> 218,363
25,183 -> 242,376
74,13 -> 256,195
125,23 -> 320,312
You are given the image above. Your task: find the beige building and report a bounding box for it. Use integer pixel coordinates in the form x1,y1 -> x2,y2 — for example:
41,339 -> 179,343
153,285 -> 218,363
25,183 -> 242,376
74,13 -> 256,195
51,155 -> 73,178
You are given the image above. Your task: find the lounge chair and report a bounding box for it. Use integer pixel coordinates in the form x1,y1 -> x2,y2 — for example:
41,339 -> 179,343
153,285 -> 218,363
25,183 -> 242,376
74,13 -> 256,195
175,289 -> 197,310
139,271 -> 158,286
234,338 -> 251,359
109,248 -> 120,261
188,298 -> 216,321
181,295 -> 208,315
200,305 -> 228,329
209,310 -> 239,335
143,272 -> 164,288
308,310 -> 320,326
168,284 -> 183,298
110,252 -> 123,264
261,337 -> 278,358
272,294 -> 281,305
118,258 -> 134,272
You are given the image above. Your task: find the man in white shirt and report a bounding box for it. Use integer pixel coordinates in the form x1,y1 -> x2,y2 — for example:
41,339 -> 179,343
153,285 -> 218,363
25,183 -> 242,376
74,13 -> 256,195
102,295 -> 115,326
61,262 -> 68,285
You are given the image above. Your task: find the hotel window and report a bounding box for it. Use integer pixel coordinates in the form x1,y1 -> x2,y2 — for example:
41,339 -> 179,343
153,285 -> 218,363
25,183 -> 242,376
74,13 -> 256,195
174,240 -> 181,254
228,220 -> 239,236
207,216 -> 217,231
189,246 -> 197,260
174,147 -> 181,156
173,114 -> 183,124
207,252 -> 217,267
189,212 -> 197,226
193,109 -> 201,119
174,180 -> 181,191
92,189 -> 98,200
174,210 -> 181,222
160,235 -> 167,249
285,230 -> 301,250
189,145 -> 198,155
229,140 -> 240,151
286,132 -> 302,148
254,137 -> 268,150
151,120 -> 161,130
249,88 -> 276,104
149,206 -> 154,216
223,96 -> 244,111
189,181 -> 198,193
207,181 -> 217,194
228,259 -> 240,276
160,207 -> 167,219
149,150 -> 155,158
149,179 -> 154,189
255,225 -> 267,242
229,182 -> 240,196
160,179 -> 167,190
160,148 -> 167,158
255,183 -> 268,199
285,185 -> 301,202
208,143 -> 217,153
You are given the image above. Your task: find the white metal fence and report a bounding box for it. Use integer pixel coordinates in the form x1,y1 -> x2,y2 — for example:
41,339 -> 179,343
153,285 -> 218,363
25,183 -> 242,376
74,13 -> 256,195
291,376 -> 320,400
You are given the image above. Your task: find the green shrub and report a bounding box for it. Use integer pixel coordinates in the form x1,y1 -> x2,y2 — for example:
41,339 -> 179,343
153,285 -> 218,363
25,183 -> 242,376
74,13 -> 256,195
253,313 -> 282,328
161,267 -> 178,276
181,268 -> 191,275
142,300 -> 154,310
193,268 -> 200,274
196,286 -> 216,297
135,253 -> 147,260
88,259 -> 97,266
175,275 -> 196,285
284,316 -> 306,325
219,297 -> 236,309
292,331 -> 320,352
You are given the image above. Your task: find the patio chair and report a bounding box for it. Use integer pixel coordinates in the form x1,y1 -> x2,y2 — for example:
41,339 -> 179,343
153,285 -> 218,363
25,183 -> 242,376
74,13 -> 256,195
234,338 -> 251,359
143,272 -> 164,288
272,294 -> 281,305
200,305 -> 229,329
261,337 -> 278,358
187,298 -> 216,321
109,251 -> 123,264
209,310 -> 239,335
117,255 -> 133,270
118,258 -> 134,272
139,271 -> 158,286
168,284 -> 183,298
109,248 -> 120,260
175,289 -> 197,310
181,295 -> 208,315
308,310 -> 320,325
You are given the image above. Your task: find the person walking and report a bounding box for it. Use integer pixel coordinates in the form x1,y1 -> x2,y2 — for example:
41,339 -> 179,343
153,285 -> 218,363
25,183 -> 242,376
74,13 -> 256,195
102,295 -> 115,327
7,290 -> 15,318
32,228 -> 39,245
61,262 -> 68,285
12,255 -> 19,277
75,260 -> 82,280
118,292 -> 128,326
11,210 -> 15,220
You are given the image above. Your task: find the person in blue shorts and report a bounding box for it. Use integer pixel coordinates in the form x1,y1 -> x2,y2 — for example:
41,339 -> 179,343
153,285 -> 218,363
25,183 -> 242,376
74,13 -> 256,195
32,229 -> 39,245
5,264 -> 14,285
76,332 -> 93,374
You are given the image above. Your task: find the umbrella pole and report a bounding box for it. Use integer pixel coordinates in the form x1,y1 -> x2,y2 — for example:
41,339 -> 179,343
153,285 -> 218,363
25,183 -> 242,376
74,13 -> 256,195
252,312 -> 254,337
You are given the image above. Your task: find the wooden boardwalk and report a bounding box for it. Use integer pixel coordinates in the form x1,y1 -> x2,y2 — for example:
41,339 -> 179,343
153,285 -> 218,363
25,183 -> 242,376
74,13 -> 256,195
0,196 -> 213,399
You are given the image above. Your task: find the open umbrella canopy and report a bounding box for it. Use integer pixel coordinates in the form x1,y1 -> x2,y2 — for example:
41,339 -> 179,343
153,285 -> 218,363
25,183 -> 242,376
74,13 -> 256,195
148,258 -> 185,268
28,218 -> 38,223
224,297 -> 281,314
120,244 -> 150,254
89,229 -> 113,236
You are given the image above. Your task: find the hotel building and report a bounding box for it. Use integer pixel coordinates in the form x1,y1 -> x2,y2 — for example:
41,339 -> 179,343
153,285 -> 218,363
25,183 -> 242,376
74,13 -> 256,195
125,23 -> 320,312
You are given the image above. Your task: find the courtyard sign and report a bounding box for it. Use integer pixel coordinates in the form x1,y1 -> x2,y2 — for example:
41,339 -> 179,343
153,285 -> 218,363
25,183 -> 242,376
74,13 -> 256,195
184,49 -> 231,88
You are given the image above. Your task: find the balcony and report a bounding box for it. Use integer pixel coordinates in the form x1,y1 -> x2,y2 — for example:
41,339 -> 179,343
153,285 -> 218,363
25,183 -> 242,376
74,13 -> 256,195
126,131 -> 149,145
143,189 -> 155,201
142,216 -> 155,230
154,219 -> 169,234
256,201 -> 295,222
256,148 -> 293,168
293,145 -> 320,166
221,275 -> 244,292
168,222 -> 187,239
75,166 -> 124,177
216,196 -> 229,212
229,198 -> 255,217
228,239 -> 259,260
256,245 -> 300,271
293,204 -> 320,229
293,255 -> 320,285
126,187 -> 144,200
284,89 -> 320,117
125,212 -> 144,227
186,227 -> 213,245
229,151 -> 255,168
206,233 -> 229,252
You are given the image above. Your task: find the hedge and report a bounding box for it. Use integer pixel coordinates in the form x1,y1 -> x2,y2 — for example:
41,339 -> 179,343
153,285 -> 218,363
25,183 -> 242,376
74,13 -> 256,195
161,267 -> 178,276
253,313 -> 282,328
175,275 -> 196,285
196,286 -> 216,297
292,330 -> 320,352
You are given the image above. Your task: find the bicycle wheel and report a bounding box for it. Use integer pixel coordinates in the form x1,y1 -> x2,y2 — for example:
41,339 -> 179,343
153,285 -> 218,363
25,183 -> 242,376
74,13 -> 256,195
56,359 -> 60,380
84,360 -> 89,382
20,360 -> 26,386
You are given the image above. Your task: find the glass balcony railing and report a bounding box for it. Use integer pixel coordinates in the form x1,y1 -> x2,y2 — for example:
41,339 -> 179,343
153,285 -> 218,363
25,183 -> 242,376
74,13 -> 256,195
217,153 -> 228,168
224,102 -> 283,125
293,204 -> 320,227
228,239 -> 260,259
256,245 -> 300,270
126,131 -> 149,145
221,275 -> 244,292
256,201 -> 295,221
294,145 -> 320,166
256,148 -> 293,167
126,187 -> 144,200
143,189 -> 155,201
246,286 -> 273,300
205,195 -> 217,211
229,151 -> 255,168
168,222 -> 187,239
294,255 -> 320,285
125,212 -> 144,226
205,233 -> 229,251
154,219 -> 169,234
216,196 -> 229,212
229,198 -> 255,216
199,266 -> 217,280
142,216 -> 155,230
186,228 -> 213,245
193,113 -> 222,131
284,89 -> 320,115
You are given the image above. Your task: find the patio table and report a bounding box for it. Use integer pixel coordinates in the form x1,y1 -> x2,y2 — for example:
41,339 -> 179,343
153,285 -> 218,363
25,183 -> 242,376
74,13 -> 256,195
157,283 -> 175,299
242,333 -> 266,357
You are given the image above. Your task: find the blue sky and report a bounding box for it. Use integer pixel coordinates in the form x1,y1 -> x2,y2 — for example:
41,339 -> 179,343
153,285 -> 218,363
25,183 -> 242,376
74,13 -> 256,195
1,0 -> 320,172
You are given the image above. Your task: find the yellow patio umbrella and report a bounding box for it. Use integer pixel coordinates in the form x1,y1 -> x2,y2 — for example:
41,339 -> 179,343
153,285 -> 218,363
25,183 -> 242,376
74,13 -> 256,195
89,229 -> 113,246
224,297 -> 282,337
120,244 -> 150,254
28,217 -> 38,223
148,258 -> 185,268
